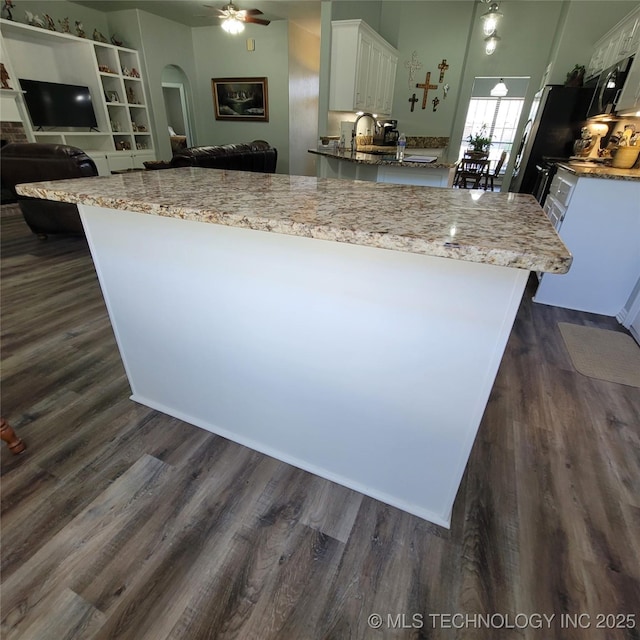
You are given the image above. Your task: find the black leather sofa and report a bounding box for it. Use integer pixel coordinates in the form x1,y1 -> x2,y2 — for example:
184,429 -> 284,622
167,140 -> 277,173
1,142 -> 98,239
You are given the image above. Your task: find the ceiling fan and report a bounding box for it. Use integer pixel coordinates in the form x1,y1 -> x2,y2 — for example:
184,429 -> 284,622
204,3 -> 271,33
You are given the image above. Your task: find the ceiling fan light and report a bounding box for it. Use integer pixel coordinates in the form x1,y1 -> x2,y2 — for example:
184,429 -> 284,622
222,17 -> 244,34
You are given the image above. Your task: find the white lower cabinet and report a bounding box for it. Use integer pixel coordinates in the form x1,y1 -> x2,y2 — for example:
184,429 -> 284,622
106,153 -> 136,172
620,280 -> 640,344
542,195 -> 565,230
534,168 -> 640,316
87,151 -> 155,174
86,152 -> 111,176
542,169 -> 576,231
131,152 -> 155,169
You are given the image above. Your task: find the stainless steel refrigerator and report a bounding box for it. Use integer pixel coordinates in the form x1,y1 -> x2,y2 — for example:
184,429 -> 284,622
509,85 -> 594,195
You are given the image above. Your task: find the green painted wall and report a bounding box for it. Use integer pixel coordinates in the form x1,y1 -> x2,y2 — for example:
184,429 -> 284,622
319,0 -> 639,165
190,20 -> 292,173
288,22 -> 321,177
331,1 -> 383,33
548,1 -> 639,84
381,1 -> 476,139
10,0 -> 640,175
14,1 -> 109,35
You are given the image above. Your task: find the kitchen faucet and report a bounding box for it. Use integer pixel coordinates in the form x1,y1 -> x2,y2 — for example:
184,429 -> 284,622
351,112 -> 378,156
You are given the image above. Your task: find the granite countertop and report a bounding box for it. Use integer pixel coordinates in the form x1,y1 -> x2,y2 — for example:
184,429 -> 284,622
309,148 -> 457,169
557,161 -> 640,180
16,167 -> 571,273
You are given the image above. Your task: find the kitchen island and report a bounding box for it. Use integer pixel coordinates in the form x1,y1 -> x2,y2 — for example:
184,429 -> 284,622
534,163 -> 639,316
17,168 -> 570,528
309,147 -> 457,187
554,160 -> 640,181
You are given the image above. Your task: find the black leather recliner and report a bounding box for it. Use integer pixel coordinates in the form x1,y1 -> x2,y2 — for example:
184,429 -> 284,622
169,140 -> 278,173
1,142 -> 98,239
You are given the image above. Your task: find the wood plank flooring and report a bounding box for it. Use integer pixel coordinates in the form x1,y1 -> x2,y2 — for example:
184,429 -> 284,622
1,205 -> 639,640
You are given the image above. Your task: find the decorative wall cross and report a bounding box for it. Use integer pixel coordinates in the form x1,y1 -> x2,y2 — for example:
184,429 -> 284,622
416,72 -> 438,110
438,59 -> 449,83
432,96 -> 440,112
408,93 -> 418,112
404,51 -> 423,88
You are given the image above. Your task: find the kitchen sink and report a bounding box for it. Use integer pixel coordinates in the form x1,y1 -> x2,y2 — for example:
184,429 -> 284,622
359,149 -> 396,156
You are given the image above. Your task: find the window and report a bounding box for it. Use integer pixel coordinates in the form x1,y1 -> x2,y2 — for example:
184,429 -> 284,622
459,97 -> 525,166
458,77 -> 530,172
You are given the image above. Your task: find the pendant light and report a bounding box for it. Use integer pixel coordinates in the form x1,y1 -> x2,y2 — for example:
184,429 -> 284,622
490,79 -> 508,97
484,33 -> 500,55
481,2 -> 503,36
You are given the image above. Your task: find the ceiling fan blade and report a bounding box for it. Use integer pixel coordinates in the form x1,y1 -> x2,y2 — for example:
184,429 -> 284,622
244,16 -> 270,25
202,6 -> 227,16
201,3 -> 268,25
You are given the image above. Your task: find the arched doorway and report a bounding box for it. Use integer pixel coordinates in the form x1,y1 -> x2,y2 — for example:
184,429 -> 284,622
161,64 -> 193,153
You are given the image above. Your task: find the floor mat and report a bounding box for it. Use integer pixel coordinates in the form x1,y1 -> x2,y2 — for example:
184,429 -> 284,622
558,322 -> 640,388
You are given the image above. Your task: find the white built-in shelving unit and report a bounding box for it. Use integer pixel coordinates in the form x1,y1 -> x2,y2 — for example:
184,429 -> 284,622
0,18 -> 155,174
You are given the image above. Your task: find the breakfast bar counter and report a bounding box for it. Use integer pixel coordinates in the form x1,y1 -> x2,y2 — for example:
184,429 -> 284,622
17,168 -> 570,527
309,147 -> 458,187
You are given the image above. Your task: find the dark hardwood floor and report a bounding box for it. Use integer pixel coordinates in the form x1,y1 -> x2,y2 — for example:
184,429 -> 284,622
1,205 -> 639,640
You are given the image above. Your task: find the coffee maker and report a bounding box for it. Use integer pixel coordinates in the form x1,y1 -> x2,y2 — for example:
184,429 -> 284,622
375,119 -> 399,146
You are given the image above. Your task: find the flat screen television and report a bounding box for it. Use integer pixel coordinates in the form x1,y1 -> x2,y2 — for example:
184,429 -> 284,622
19,79 -> 98,129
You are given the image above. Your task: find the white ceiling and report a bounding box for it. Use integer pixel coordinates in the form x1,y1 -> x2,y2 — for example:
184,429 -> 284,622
70,0 -> 322,35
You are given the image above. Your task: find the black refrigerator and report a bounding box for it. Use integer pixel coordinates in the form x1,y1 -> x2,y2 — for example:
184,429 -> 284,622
509,84 -> 594,196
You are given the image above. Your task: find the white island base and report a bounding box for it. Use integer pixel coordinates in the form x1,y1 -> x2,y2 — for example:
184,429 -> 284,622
81,204 -> 528,528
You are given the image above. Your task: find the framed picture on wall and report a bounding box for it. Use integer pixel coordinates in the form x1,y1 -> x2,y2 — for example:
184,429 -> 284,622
211,77 -> 269,122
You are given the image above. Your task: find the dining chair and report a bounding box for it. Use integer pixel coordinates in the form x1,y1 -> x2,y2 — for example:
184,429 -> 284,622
454,157 -> 491,189
486,151 -> 508,191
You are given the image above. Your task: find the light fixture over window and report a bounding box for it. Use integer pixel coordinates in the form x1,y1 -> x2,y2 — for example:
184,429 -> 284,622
484,33 -> 500,55
490,79 -> 508,97
481,2 -> 503,36
222,17 -> 245,34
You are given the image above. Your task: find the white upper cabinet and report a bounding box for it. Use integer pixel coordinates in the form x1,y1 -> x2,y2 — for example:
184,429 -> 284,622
616,51 -> 640,114
615,8 -> 640,60
378,48 -> 397,115
329,20 -> 398,115
586,5 -> 640,80
584,5 -> 640,115
354,29 -> 372,111
616,7 -> 640,114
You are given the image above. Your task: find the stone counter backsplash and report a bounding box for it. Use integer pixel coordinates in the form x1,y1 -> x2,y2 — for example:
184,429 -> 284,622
354,135 -> 449,149
407,136 -> 449,149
